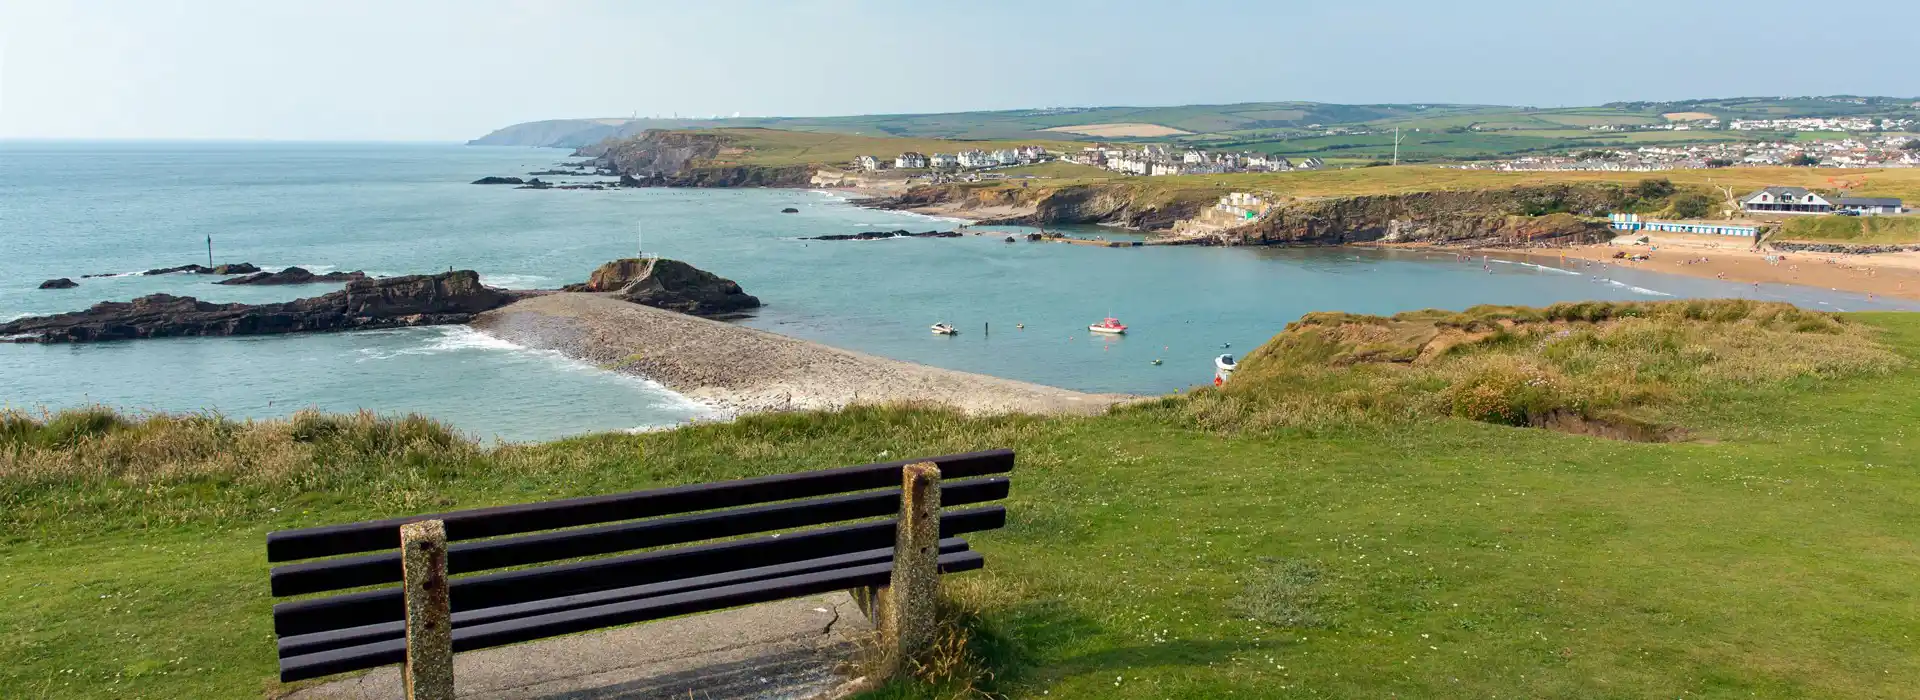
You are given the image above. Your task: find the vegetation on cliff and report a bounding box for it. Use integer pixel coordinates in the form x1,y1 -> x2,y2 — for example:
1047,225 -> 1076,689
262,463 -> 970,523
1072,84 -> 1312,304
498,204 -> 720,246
1774,214 -> 1920,244
6,305 -> 1919,698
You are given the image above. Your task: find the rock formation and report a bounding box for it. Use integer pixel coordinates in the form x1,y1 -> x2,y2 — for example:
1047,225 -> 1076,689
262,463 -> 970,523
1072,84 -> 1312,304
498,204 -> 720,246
136,262 -> 262,276
215,267 -> 370,285
563,258 -> 760,316
781,208 -> 800,213
581,130 -> 815,188
801,230 -> 963,241
39,278 -> 78,290
2,271 -> 512,344
472,176 -> 525,185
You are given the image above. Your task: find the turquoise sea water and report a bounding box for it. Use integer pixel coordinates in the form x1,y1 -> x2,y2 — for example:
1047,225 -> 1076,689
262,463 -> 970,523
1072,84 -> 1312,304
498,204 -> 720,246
3,142 -> 1913,441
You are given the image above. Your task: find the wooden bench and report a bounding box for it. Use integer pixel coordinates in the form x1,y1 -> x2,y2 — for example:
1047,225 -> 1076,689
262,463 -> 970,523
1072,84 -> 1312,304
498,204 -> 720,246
266,448 -> 1014,694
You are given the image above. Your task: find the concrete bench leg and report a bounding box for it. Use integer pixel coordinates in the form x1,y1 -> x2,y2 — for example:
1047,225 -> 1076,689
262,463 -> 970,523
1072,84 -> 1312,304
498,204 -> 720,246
876,462 -> 940,676
401,519 -> 454,700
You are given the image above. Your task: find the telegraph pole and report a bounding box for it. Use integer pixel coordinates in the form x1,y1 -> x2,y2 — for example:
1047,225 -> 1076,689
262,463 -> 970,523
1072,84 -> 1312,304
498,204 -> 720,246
207,235 -> 214,268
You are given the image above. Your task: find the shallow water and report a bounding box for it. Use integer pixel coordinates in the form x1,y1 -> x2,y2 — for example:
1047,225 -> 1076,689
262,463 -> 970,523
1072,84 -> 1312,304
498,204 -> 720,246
3,142 -> 1912,440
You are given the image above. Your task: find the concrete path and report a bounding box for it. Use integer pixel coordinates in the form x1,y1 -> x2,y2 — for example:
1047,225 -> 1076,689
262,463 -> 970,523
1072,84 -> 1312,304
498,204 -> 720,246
284,593 -> 872,700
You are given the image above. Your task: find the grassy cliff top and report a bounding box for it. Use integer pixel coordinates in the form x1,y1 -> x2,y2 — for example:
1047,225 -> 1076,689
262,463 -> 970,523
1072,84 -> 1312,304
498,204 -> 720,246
5,303 -> 1919,697
688,127 -> 1084,167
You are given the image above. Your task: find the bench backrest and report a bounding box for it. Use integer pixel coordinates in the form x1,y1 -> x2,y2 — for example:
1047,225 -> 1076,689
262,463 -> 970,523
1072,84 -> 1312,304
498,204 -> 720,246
268,449 -> 1014,681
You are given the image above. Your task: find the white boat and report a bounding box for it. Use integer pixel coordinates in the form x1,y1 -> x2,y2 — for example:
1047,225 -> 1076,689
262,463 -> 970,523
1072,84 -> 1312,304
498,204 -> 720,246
931,322 -> 958,335
1088,317 -> 1127,335
1214,354 -> 1237,385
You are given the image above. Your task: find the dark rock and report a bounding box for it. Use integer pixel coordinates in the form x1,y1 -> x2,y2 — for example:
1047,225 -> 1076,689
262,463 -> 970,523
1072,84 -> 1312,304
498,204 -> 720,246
141,262 -> 259,276
528,169 -> 589,176
1,270 -> 512,344
1769,241 -> 1920,255
563,258 -> 760,316
472,176 -> 525,185
781,208 -> 800,213
514,178 -> 552,190
39,278 -> 78,290
215,267 -> 369,286
211,263 -> 260,275
801,229 -> 963,241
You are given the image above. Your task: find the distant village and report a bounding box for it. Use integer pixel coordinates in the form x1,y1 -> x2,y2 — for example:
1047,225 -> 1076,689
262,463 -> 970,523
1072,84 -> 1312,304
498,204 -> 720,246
1456,134 -> 1920,172
849,143 -> 1323,178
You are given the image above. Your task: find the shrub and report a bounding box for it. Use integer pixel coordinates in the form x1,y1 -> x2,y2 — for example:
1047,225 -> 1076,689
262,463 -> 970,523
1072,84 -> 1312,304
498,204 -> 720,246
1633,178 -> 1676,200
1670,192 -> 1714,219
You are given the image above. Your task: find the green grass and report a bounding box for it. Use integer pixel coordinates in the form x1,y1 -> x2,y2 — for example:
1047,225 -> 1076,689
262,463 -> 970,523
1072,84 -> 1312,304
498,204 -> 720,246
4,307 -> 1920,698
1776,215 -> 1920,244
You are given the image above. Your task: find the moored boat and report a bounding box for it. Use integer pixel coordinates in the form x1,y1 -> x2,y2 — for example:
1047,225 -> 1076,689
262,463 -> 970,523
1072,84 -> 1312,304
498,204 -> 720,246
1089,317 -> 1127,334
931,322 -> 958,335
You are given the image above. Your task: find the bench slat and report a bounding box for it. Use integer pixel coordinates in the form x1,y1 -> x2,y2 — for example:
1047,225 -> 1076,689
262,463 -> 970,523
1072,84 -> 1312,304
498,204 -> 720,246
277,538 -> 975,658
267,449 -> 1013,562
273,506 -> 1006,637
280,550 -> 985,682
270,476 -> 1009,597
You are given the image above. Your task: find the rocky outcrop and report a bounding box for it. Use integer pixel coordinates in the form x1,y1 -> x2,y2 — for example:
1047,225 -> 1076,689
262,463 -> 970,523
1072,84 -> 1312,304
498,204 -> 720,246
584,130 -> 815,188
472,176 -> 525,185
781,208 -> 800,213
2,271 -> 512,344
866,182 -> 1203,230
1768,241 -> 1920,254
39,278 -> 78,290
139,262 -> 261,276
1211,185 -> 1625,248
563,258 -> 760,316
215,267 -> 369,285
801,230 -> 962,241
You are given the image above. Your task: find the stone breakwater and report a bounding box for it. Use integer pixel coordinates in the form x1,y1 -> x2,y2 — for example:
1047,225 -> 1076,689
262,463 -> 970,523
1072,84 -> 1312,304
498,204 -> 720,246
471,293 -> 1130,417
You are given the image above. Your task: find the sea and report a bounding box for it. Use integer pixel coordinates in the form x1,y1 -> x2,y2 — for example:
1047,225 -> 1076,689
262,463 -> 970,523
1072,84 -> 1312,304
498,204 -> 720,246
3,141 -> 1914,442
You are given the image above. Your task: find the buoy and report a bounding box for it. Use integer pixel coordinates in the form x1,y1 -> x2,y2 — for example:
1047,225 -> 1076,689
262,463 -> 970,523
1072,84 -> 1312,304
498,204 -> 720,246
1151,359 -> 1163,365
1221,342 -> 1231,348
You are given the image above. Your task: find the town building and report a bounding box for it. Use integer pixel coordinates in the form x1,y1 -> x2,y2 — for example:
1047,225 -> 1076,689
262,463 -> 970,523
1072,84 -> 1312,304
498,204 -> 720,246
992,149 -> 1020,165
928,153 -> 958,169
957,150 -> 995,169
1740,187 -> 1834,214
895,152 -> 929,169
1835,197 -> 1904,215
1017,145 -> 1048,161
854,155 -> 884,172
1297,157 -> 1325,170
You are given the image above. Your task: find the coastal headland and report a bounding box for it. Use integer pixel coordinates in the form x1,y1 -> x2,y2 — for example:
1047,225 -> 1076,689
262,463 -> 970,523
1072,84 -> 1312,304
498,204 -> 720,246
555,126 -> 1920,301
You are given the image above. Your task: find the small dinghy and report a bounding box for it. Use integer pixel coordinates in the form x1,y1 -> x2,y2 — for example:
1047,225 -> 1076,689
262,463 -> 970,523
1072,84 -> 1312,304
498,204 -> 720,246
931,322 -> 958,335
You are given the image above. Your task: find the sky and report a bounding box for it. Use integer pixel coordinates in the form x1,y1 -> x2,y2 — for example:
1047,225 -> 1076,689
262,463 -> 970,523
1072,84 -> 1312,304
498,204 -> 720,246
3,0 -> 1917,142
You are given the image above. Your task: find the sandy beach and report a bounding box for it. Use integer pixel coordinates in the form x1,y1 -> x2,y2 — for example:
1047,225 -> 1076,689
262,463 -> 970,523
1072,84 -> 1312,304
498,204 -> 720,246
471,293 -> 1132,417
1484,232 -> 1920,302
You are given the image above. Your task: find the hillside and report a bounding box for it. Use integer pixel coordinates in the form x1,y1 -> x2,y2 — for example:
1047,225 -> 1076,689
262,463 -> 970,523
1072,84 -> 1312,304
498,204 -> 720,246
5,303 -> 1919,698
472,96 -> 1920,161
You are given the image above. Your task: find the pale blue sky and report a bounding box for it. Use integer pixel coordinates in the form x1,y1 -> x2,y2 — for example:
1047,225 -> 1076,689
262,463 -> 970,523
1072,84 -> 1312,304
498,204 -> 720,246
2,0 -> 1915,141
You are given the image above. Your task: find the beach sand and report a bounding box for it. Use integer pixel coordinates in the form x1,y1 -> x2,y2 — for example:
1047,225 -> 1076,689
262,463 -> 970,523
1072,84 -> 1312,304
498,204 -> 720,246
471,293 -> 1131,417
1485,232 -> 1920,302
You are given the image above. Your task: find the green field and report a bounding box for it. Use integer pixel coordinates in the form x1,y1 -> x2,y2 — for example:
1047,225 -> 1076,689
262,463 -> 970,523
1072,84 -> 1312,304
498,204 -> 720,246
476,95 -> 1920,158
1775,214 -> 1920,243
5,302 -> 1920,698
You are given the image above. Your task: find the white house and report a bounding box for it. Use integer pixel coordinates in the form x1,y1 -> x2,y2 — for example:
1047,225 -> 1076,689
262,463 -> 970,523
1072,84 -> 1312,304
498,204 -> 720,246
957,150 -> 995,168
929,153 -> 959,169
895,152 -> 929,169
1248,154 -> 1291,171
854,155 -> 884,172
1182,150 -> 1209,165
1741,187 -> 1834,214
992,149 -> 1020,165
1835,197 -> 1904,215
1149,162 -> 1186,177
1017,145 -> 1048,161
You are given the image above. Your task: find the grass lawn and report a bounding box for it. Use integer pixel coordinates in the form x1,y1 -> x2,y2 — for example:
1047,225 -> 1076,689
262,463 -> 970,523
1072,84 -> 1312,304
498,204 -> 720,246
1776,215 -> 1920,244
4,306 -> 1919,698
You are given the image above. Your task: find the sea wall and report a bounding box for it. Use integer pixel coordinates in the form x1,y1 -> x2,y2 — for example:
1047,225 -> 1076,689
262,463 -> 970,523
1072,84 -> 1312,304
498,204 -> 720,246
1211,184 -> 1626,248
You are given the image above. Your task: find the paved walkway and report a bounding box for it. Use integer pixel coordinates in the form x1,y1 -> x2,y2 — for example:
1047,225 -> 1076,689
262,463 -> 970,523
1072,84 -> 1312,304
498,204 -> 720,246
285,593 -> 871,700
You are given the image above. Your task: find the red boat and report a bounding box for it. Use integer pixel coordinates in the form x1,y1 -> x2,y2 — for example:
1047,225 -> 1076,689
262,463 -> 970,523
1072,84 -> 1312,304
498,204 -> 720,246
1088,317 -> 1127,335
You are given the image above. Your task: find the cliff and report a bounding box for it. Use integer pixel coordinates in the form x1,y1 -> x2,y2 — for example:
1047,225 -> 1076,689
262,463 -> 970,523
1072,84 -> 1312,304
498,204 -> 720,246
870,182 -> 1209,230
1209,184 -> 1628,247
468,119 -> 625,148
578,130 -> 816,188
